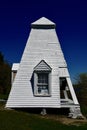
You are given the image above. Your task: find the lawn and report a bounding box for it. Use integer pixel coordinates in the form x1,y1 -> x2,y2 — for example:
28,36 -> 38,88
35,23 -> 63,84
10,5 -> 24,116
0,103 -> 87,130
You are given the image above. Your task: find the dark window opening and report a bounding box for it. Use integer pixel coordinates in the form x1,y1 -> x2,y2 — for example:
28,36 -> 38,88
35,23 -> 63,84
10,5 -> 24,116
37,73 -> 49,95
60,78 -> 67,90
60,77 -> 72,100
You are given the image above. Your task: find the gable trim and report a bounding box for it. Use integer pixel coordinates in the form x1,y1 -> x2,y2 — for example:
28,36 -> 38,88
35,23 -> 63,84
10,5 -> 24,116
34,60 -> 52,72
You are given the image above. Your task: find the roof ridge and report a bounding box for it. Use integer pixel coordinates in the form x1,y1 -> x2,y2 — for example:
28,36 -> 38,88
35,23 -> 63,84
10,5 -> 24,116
31,17 -> 55,25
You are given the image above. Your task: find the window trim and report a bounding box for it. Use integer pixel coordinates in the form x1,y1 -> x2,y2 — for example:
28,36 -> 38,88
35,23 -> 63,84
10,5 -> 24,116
34,71 -> 51,97
33,60 -> 52,97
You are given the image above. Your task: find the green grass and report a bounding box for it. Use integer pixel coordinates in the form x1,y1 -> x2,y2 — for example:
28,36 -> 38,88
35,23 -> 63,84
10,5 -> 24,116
81,105 -> 87,116
0,102 -> 87,130
0,109 -> 87,130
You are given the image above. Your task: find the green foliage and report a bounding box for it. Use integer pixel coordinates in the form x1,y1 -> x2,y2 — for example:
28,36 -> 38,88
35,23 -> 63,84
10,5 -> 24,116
0,94 -> 8,100
0,52 -> 4,64
81,105 -> 87,116
0,52 -> 11,95
74,73 -> 87,106
75,73 -> 87,88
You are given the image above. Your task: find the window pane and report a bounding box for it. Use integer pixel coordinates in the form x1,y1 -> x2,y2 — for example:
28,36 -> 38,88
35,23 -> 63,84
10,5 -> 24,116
38,73 -> 48,83
38,85 -> 48,94
37,73 -> 49,94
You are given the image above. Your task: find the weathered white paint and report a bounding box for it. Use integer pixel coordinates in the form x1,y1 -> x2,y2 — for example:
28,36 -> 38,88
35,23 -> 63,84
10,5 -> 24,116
63,90 -> 69,99
31,17 -> 55,26
34,60 -> 52,71
66,77 -> 79,104
12,63 -> 19,71
11,63 -> 19,84
58,67 -> 69,77
6,17 -> 80,109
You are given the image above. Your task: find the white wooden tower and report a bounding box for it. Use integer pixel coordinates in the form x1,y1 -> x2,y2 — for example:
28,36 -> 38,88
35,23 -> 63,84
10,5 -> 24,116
6,17 -> 82,118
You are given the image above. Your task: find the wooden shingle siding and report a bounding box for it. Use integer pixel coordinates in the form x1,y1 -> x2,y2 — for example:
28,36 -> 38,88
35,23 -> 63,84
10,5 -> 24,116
34,60 -> 52,71
6,17 -> 79,108
6,28 -> 61,108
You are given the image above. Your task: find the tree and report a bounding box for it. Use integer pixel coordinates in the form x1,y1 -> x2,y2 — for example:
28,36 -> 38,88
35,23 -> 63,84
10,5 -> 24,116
74,73 -> 87,106
0,51 -> 4,64
0,52 -> 11,94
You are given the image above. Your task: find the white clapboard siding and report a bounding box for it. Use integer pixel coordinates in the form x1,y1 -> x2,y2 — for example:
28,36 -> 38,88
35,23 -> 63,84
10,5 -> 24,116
6,17 -> 79,108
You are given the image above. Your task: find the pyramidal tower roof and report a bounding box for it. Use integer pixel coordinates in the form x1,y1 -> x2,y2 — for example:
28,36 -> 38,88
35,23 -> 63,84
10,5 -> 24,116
31,17 -> 56,29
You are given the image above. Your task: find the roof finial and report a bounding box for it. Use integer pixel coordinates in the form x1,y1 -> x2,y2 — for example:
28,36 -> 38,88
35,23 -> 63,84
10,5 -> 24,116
31,17 -> 56,29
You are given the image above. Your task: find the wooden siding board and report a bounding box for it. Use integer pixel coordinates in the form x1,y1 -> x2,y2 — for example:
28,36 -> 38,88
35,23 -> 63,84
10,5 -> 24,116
66,77 -> 79,105
6,18 -> 78,108
12,63 -> 19,71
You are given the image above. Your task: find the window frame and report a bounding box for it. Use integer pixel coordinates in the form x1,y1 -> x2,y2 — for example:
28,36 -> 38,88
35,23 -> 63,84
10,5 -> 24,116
34,71 -> 51,97
33,60 -> 52,97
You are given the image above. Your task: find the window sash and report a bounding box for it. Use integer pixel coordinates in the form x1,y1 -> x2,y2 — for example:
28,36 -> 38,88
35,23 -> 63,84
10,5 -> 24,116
34,72 -> 51,96
37,84 -> 48,94
38,73 -> 48,84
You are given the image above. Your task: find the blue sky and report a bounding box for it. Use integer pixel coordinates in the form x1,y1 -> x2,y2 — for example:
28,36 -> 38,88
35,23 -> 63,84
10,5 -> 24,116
0,0 -> 87,83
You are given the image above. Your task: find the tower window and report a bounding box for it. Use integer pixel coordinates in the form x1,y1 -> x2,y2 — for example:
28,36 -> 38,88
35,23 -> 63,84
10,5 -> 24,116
34,60 -> 52,96
37,73 -> 48,94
